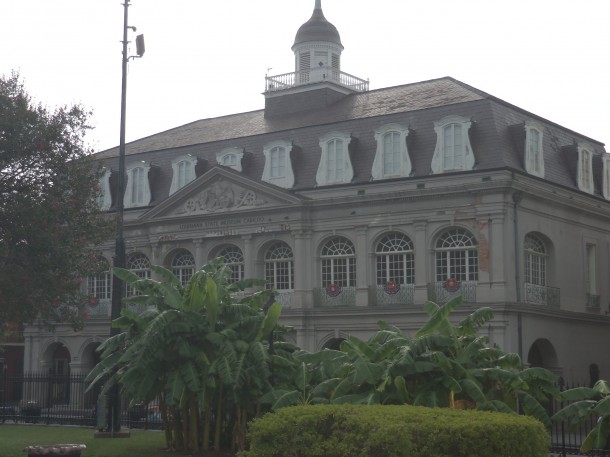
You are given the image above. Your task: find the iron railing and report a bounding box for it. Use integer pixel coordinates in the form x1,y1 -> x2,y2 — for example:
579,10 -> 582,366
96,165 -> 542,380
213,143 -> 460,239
586,293 -> 601,310
313,286 -> 356,307
427,281 -> 477,304
523,283 -> 560,307
265,68 -> 369,93
0,372 -> 161,429
369,284 -> 415,306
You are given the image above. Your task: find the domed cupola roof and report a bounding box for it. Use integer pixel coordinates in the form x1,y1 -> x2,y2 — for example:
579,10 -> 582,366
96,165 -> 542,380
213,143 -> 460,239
292,1 -> 343,50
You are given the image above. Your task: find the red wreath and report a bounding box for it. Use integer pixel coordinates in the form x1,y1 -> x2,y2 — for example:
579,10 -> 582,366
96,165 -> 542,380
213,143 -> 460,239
443,278 -> 461,293
384,281 -> 400,295
326,283 -> 342,297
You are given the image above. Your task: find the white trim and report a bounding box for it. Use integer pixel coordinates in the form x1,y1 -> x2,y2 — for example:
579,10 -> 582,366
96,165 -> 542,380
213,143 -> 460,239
97,168 -> 112,211
603,154 -> 610,201
169,154 -> 197,195
262,140 -> 295,189
431,115 -> 475,174
524,121 -> 545,178
577,143 -> 594,194
316,131 -> 353,186
371,123 -> 411,180
124,162 -> 151,208
216,147 -> 244,172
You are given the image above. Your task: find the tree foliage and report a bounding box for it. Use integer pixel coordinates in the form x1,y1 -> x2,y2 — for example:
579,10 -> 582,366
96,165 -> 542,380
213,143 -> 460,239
0,72 -> 112,331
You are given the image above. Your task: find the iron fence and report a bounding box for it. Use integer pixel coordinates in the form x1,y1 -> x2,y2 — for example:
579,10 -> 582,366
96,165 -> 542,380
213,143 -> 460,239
550,381 -> 610,457
0,372 -> 161,430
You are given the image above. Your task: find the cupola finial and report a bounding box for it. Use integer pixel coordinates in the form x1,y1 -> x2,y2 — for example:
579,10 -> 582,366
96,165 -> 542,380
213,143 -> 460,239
315,0 -> 321,9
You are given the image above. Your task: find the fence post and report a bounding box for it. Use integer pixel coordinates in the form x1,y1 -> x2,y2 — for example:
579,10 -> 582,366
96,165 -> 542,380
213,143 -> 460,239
558,377 -> 566,457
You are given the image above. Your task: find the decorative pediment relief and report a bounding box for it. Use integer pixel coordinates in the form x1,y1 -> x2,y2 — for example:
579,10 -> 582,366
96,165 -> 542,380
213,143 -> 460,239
175,178 -> 268,215
139,167 -> 305,222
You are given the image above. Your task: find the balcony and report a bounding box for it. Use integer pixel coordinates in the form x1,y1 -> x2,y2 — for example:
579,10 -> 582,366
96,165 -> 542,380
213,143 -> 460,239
586,293 -> 600,310
427,280 -> 477,304
84,299 -> 110,319
369,283 -> 414,306
265,67 -> 369,93
274,290 -> 294,308
313,285 -> 356,307
523,283 -> 560,307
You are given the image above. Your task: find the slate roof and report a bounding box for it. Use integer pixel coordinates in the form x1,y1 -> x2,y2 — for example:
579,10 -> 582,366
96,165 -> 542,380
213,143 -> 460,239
292,7 -> 343,49
94,76 -> 608,205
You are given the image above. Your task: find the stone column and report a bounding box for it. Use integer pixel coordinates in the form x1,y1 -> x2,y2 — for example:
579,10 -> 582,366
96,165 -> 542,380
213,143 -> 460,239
242,234 -> 254,280
293,230 -> 313,308
413,221 -> 428,304
194,238 -> 204,268
355,226 -> 369,307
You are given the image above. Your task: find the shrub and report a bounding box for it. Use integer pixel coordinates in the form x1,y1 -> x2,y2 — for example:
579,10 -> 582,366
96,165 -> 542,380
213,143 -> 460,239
241,404 -> 549,457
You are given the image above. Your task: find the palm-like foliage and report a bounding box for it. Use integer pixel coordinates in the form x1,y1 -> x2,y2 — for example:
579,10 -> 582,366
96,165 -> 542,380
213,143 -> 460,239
259,296 -> 557,429
86,259 -> 284,454
552,380 -> 610,452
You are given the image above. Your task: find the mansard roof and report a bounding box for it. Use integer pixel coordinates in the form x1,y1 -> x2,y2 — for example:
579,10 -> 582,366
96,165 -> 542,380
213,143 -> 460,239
95,76 -> 607,203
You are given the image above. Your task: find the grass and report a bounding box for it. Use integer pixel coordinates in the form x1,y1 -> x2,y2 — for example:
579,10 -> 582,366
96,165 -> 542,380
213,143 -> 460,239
0,424 -> 174,457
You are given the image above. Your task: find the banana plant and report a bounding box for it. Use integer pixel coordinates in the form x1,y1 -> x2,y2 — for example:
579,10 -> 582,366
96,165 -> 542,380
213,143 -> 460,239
552,380 -> 610,452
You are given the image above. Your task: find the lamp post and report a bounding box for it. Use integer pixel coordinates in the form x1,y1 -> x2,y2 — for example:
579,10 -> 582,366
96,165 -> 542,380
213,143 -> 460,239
108,0 -> 144,433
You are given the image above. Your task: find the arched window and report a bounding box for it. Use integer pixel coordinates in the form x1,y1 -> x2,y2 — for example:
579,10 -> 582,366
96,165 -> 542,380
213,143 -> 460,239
216,147 -> 244,172
124,162 -> 151,208
376,233 -> 414,285
265,242 -> 294,291
524,122 -> 544,178
126,253 -> 151,296
321,237 -> 356,287
442,123 -> 464,170
218,246 -> 244,284
87,258 -> 111,301
435,228 -> 478,281
171,250 -> 195,286
316,132 -> 353,186
524,234 -> 546,286
262,141 -> 295,188
577,144 -> 594,194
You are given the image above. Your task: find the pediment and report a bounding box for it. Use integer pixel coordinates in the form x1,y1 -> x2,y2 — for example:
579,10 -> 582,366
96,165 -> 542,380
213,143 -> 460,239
140,166 -> 305,221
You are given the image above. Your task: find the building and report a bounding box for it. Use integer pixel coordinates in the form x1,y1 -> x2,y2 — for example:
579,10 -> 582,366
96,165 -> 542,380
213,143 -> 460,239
23,0 -> 610,386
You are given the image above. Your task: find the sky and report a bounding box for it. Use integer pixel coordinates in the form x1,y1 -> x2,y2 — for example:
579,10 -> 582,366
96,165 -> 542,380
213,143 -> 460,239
2,0 -> 609,153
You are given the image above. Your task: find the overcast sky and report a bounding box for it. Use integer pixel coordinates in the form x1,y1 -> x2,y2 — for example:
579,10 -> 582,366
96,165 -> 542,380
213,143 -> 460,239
2,0 -> 609,152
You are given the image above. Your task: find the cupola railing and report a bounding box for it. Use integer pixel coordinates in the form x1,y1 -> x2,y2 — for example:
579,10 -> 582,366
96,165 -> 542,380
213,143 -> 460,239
265,67 -> 369,93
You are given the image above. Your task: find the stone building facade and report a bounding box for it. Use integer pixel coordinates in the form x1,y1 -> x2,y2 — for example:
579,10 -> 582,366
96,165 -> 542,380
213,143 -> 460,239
23,1 -> 610,386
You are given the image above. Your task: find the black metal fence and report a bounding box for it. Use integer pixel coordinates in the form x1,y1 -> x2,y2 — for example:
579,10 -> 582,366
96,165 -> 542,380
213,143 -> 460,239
0,372 -> 161,430
550,382 -> 610,457
3,373 -> 610,455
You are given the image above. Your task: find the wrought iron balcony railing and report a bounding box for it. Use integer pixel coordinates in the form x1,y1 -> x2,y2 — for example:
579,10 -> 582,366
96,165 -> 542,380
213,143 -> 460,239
273,290 -> 294,308
523,283 -> 560,307
427,280 -> 477,304
84,299 -> 110,318
369,283 -> 415,306
313,285 -> 356,307
265,68 -> 369,93
586,293 -> 600,309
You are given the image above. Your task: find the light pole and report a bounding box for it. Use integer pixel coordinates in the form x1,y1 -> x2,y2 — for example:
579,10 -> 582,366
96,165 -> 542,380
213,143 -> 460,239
108,0 -> 144,433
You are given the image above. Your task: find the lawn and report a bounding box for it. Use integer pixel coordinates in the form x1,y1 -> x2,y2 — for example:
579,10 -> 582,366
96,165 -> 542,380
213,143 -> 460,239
0,424 -> 176,457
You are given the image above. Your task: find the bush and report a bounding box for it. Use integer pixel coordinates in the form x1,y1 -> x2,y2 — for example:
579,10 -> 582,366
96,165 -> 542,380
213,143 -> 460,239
241,404 -> 549,457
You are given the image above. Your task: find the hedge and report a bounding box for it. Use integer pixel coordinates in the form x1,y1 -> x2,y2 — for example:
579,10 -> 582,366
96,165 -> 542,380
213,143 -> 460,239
240,404 -> 549,457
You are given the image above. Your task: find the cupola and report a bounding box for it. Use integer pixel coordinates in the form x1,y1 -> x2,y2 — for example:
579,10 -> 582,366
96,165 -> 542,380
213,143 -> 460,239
264,0 -> 368,118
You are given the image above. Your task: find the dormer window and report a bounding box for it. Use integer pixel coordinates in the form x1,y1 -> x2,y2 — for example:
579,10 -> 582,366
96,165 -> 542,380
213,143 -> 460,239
262,140 -> 295,189
371,124 -> 411,180
170,155 -> 197,195
524,122 -> 544,178
431,115 -> 475,174
316,132 -> 353,186
577,144 -> 594,194
603,155 -> 610,201
216,147 -> 244,172
124,162 -> 151,208
96,168 -> 112,211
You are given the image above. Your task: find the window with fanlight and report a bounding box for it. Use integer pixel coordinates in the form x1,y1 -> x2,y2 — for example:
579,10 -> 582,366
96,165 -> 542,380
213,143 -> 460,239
218,246 -> 244,284
435,228 -> 478,281
265,242 -> 294,291
171,250 -> 196,285
87,257 -> 111,302
375,233 -> 414,286
321,237 -> 356,287
524,234 -> 547,286
126,253 -> 151,296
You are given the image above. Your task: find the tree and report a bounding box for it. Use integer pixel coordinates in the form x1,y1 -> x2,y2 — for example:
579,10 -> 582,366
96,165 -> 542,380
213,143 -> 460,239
87,259 -> 285,454
0,72 -> 112,332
